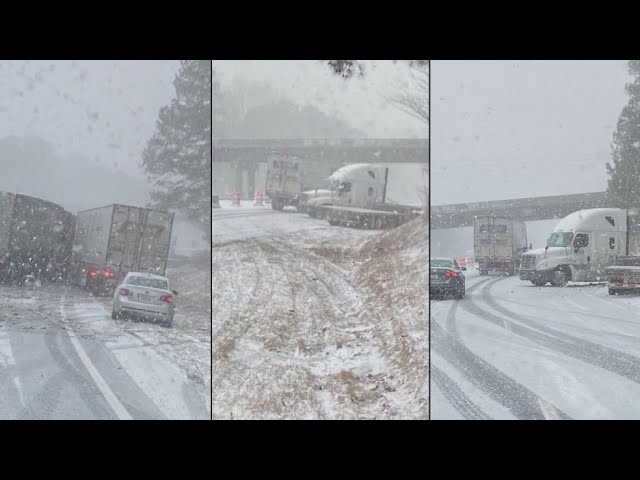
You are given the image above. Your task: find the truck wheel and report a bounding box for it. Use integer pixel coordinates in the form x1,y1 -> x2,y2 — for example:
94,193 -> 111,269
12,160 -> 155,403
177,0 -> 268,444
550,268 -> 570,287
531,279 -> 547,287
608,287 -> 617,295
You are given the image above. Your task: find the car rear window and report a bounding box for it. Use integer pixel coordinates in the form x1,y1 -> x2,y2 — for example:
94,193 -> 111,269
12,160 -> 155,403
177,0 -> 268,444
127,276 -> 168,290
431,259 -> 454,268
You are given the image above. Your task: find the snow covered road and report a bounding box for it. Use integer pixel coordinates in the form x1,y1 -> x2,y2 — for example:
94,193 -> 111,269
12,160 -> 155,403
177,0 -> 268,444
431,269 -> 640,419
0,284 -> 210,419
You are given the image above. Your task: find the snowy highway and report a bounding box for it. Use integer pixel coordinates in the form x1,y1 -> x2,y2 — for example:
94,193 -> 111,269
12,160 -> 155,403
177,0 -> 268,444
213,200 -> 427,419
0,282 -> 210,419
431,267 -> 640,419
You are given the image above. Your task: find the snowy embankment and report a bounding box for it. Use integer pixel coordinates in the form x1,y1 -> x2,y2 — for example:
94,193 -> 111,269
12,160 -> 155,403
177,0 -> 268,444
212,213 -> 428,419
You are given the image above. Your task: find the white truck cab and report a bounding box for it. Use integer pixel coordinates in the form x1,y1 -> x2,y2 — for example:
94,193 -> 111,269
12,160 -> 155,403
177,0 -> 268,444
519,208 -> 626,286
299,163 -> 387,214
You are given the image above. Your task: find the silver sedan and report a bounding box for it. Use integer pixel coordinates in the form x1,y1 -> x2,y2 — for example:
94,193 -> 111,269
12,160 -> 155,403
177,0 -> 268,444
112,272 -> 177,327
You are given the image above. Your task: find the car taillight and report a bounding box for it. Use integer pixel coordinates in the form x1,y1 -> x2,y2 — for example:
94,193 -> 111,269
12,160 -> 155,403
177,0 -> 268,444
119,288 -> 132,296
103,270 -> 113,278
160,295 -> 174,304
89,271 -> 97,277
444,270 -> 458,278
506,258 -> 512,263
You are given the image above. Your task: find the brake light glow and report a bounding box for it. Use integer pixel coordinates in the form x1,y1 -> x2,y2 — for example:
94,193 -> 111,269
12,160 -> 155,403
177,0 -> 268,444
119,288 -> 132,296
444,270 -> 458,278
506,258 -> 512,263
89,271 -> 97,278
160,295 -> 174,304
103,270 -> 113,278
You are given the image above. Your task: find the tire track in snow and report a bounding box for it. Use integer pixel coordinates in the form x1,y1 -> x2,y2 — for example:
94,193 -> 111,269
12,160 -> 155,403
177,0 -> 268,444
431,365 -> 489,420
476,278 -> 640,385
212,242 -> 266,360
431,319 -> 570,420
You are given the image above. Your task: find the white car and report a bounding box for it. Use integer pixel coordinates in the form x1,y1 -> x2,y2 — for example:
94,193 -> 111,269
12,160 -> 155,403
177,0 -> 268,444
112,272 -> 177,327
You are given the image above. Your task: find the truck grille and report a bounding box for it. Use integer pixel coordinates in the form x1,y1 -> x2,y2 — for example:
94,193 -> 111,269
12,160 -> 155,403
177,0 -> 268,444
520,255 -> 536,270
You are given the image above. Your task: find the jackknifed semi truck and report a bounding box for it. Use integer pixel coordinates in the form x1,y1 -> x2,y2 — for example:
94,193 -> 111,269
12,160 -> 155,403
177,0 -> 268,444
71,204 -> 174,295
0,191 -> 75,284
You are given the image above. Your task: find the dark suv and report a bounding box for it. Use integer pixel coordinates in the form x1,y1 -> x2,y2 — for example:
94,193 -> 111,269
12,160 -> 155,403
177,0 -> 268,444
430,257 -> 466,299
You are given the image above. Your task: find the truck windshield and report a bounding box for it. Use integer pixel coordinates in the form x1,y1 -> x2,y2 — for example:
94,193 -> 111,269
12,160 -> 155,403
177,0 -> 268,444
547,232 -> 574,247
127,276 -> 169,290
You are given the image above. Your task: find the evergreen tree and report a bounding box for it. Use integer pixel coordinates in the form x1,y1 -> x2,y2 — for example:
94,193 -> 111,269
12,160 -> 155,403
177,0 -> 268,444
143,60 -> 211,236
607,60 -> 640,208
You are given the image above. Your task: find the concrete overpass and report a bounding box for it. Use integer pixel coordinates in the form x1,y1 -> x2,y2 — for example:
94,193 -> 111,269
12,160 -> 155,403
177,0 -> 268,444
213,138 -> 428,198
213,138 -> 428,165
431,191 -> 608,229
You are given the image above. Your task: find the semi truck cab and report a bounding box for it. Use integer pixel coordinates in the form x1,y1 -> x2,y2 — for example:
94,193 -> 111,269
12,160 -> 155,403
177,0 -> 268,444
300,164 -> 387,213
519,208 -> 626,286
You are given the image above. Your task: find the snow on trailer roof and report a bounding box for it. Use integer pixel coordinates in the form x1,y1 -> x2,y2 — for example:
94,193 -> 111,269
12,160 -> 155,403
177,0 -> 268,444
329,163 -> 386,181
553,208 -> 627,232
0,190 -> 71,212
77,203 -> 173,215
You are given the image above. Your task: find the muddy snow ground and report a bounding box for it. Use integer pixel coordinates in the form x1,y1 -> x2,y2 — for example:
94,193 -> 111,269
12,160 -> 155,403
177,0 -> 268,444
212,200 -> 428,419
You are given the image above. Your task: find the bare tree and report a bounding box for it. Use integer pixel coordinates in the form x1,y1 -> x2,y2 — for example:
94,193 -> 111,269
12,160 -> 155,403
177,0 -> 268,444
383,62 -> 429,217
387,62 -> 429,124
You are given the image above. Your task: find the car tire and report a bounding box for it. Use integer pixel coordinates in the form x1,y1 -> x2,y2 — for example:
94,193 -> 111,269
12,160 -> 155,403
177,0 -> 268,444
111,309 -> 119,320
609,287 -> 618,295
455,286 -> 465,299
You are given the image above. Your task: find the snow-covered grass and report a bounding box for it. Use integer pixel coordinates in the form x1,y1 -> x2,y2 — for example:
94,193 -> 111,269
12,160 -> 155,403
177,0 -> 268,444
166,250 -> 211,332
212,215 -> 428,419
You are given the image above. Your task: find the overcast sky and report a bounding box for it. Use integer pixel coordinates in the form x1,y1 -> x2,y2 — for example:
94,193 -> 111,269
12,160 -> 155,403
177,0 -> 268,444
0,60 -> 179,177
213,60 -> 427,138
431,60 -> 630,205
